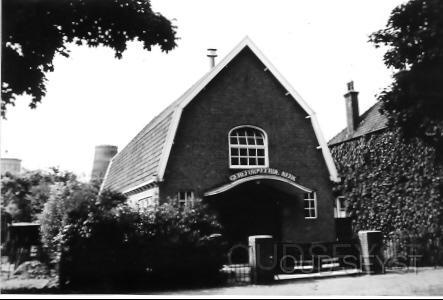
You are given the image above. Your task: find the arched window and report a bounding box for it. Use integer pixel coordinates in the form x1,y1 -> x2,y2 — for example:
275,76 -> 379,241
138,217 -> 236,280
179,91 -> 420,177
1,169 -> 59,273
229,126 -> 269,168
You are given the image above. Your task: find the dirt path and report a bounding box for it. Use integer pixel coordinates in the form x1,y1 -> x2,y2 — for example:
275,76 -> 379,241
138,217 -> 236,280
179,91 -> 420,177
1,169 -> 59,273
158,268 -> 443,296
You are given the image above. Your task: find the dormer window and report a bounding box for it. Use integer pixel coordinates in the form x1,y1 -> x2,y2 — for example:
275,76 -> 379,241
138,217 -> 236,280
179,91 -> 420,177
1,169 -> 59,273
229,126 -> 269,169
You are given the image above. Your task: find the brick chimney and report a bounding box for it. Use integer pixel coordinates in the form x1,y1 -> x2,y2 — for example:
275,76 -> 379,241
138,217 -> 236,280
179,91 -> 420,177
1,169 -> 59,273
344,81 -> 360,134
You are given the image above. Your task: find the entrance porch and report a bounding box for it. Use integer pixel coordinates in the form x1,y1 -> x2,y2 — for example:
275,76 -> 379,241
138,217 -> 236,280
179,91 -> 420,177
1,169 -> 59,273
204,175 -> 314,263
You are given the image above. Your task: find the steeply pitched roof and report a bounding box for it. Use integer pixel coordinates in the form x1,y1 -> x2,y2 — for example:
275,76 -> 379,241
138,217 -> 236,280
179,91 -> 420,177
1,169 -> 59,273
328,101 -> 388,146
101,76 -> 207,193
102,37 -> 341,193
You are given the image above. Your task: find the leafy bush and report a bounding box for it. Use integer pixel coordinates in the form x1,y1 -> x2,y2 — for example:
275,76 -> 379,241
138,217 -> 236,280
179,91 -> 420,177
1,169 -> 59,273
39,179 -> 98,263
59,199 -> 225,290
330,130 -> 443,265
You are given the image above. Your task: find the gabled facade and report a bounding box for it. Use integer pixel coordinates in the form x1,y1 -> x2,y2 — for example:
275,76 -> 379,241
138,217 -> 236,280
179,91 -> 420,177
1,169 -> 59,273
102,37 -> 340,245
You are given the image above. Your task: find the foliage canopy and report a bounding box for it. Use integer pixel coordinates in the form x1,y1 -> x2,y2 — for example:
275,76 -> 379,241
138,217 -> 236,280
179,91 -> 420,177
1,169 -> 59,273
1,168 -> 77,222
370,0 -> 443,158
2,0 -> 177,117
40,180 -> 125,263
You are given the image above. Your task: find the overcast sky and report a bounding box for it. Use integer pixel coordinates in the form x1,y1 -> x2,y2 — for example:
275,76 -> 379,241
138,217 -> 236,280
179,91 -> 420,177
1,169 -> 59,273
1,0 -> 406,180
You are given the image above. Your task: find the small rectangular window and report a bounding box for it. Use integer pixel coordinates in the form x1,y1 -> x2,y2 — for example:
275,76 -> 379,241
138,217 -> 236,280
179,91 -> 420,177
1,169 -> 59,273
304,192 -> 317,219
336,196 -> 347,218
138,196 -> 154,210
177,191 -> 194,208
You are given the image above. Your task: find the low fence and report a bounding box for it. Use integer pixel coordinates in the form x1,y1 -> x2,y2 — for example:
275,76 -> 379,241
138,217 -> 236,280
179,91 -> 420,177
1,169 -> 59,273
223,232 -> 443,286
384,233 -> 443,268
273,240 -> 361,275
239,237 -> 365,285
222,264 -> 251,285
3,223 -> 42,267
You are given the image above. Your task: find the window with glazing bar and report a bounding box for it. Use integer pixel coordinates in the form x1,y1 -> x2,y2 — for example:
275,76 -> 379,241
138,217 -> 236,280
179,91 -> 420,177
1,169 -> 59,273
304,192 -> 317,219
229,126 -> 268,168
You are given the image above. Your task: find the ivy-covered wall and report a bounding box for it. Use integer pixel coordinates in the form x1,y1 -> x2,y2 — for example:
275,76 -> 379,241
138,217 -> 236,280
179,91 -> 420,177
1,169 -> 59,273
330,130 -> 443,264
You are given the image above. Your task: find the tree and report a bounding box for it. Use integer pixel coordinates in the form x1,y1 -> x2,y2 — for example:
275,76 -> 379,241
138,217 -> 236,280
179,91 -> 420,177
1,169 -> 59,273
1,168 -> 77,222
2,0 -> 177,117
370,0 -> 443,160
1,173 -> 34,222
40,180 -> 95,260
40,179 -> 125,262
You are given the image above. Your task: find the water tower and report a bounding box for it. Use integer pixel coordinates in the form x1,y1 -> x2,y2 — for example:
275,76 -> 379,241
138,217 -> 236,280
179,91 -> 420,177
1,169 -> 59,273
1,158 -> 22,176
1,150 -> 22,176
90,145 -> 118,182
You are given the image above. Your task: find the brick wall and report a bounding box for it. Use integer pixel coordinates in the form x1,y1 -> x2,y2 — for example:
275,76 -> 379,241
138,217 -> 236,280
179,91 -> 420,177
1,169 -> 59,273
160,48 -> 336,243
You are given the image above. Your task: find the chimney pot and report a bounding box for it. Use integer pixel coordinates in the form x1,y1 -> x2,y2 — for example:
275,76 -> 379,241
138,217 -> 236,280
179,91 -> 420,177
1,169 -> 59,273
347,81 -> 355,92
207,48 -> 218,69
344,81 -> 360,134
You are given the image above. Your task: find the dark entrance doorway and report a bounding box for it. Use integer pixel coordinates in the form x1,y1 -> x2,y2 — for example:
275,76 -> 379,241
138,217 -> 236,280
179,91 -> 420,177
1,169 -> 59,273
206,180 -> 291,263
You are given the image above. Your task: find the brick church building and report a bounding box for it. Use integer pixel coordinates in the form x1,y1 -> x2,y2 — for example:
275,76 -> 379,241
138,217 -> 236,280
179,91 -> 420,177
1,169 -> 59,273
102,37 -> 341,246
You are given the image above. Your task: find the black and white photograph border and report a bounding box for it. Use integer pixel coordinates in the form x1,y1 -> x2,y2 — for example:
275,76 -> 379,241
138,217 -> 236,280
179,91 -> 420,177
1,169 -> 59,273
1,0 -> 443,297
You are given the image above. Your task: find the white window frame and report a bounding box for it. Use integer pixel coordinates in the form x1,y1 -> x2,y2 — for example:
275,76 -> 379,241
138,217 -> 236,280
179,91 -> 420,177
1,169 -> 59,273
335,196 -> 347,218
229,125 -> 269,169
137,196 -> 154,210
177,191 -> 194,208
126,187 -> 158,211
304,192 -> 317,219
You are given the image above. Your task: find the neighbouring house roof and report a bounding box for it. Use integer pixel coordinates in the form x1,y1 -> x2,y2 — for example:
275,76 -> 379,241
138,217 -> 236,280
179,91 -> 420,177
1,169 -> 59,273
102,36 -> 341,194
328,101 -> 388,146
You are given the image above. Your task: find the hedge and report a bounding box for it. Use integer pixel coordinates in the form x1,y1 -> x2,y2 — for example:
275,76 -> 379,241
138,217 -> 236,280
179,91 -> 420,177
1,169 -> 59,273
59,199 -> 226,291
